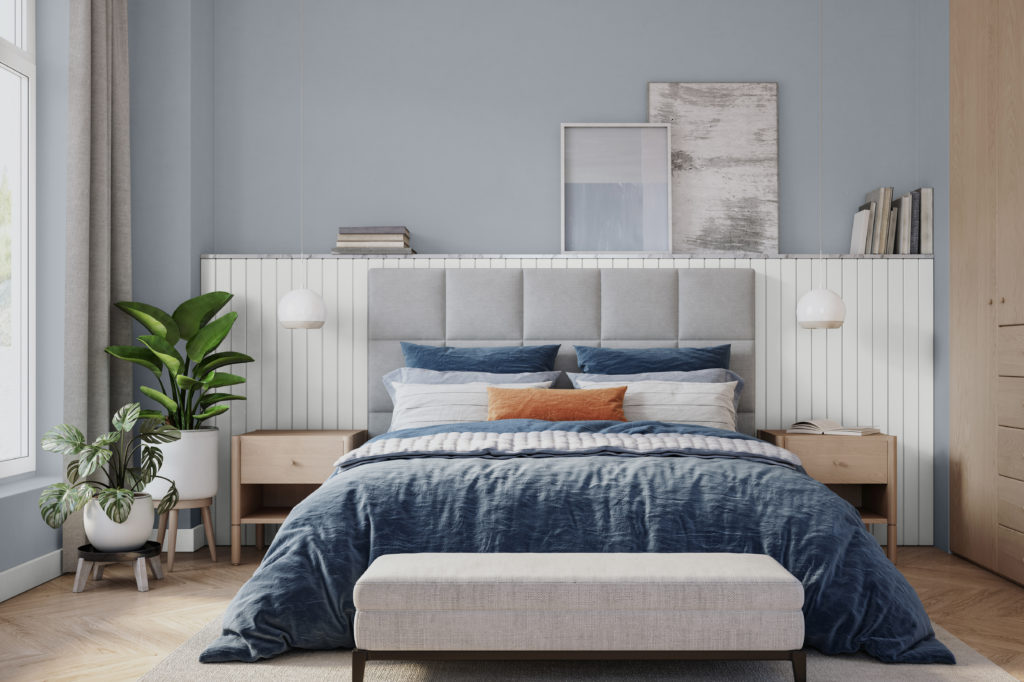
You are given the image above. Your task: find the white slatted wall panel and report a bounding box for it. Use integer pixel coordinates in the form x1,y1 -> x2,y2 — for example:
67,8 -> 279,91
202,256 -> 935,548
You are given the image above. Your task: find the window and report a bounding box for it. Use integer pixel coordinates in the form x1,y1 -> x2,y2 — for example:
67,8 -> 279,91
0,0 -> 33,478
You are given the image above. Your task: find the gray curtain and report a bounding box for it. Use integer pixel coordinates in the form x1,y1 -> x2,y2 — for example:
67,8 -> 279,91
63,0 -> 133,572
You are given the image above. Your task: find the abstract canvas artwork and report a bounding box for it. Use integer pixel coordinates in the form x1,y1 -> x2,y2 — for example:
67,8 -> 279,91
561,124 -> 671,253
648,82 -> 779,254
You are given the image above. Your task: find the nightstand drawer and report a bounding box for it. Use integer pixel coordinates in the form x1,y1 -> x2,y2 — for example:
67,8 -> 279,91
239,433 -> 346,484
781,437 -> 889,484
999,426 -> 1024,481
999,475 -> 1024,533
998,325 -> 1024,377
998,525 -> 1024,585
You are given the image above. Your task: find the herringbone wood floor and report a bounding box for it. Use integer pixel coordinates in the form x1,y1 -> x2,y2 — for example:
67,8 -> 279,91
0,546 -> 1021,681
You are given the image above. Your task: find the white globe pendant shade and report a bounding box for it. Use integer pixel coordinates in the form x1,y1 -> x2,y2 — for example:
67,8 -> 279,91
796,287 -> 846,329
278,288 -> 326,329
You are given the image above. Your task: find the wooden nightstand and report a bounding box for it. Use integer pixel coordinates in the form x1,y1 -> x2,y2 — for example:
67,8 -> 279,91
758,429 -> 898,563
230,429 -> 368,564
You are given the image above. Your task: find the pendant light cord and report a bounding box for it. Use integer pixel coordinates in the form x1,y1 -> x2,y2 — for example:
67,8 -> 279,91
299,0 -> 306,287
817,0 -> 824,284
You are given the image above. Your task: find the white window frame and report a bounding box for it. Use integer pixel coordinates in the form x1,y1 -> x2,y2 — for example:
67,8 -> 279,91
0,0 -> 36,478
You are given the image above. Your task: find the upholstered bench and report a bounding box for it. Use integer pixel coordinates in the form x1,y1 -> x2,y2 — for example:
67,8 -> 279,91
351,552 -> 806,681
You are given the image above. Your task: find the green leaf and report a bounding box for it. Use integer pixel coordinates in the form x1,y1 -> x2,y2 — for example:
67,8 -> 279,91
175,375 -> 204,390
193,351 -> 254,379
111,402 -> 141,433
139,420 -> 181,444
38,483 -> 94,529
113,301 -> 180,345
66,459 -> 81,485
96,488 -> 139,524
185,312 -> 237,363
77,445 -> 113,478
104,345 -> 163,379
139,445 -> 163,485
140,386 -> 178,414
124,467 -> 146,491
172,292 -> 233,341
199,392 -> 246,407
156,480 -> 179,516
40,424 -> 86,456
203,372 -> 245,389
92,431 -> 120,447
194,404 -> 230,422
139,335 -> 183,376
139,409 -> 165,421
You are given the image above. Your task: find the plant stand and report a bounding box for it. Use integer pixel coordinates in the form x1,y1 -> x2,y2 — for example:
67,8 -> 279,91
72,541 -> 163,593
155,497 -> 217,572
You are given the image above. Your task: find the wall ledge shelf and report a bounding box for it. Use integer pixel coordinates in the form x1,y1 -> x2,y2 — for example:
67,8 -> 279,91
201,253 -> 935,260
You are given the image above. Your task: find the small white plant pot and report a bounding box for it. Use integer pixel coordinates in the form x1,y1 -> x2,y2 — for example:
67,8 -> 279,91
146,428 -> 219,501
83,493 -> 154,552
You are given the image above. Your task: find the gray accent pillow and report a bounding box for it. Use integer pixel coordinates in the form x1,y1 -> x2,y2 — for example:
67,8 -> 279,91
566,368 -> 745,411
382,367 -> 563,407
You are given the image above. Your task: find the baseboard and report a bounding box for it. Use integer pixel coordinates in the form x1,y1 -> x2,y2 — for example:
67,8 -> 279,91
149,524 -> 208,553
0,549 -> 62,602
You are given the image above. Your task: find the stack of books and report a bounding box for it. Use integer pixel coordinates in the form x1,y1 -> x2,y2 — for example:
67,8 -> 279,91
849,187 -> 933,255
332,226 -> 415,254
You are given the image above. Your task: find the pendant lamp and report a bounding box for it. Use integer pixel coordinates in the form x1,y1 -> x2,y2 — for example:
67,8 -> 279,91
797,0 -> 845,330
279,0 -> 326,330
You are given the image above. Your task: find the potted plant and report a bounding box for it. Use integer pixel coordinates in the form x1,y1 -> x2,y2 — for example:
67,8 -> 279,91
105,292 -> 253,500
39,403 -> 181,551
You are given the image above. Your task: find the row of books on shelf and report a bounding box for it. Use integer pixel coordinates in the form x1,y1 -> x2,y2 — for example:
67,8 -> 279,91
331,226 -> 416,254
849,187 -> 933,255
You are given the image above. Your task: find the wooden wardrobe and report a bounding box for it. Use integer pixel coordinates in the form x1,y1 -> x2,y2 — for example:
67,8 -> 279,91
950,0 -> 1024,583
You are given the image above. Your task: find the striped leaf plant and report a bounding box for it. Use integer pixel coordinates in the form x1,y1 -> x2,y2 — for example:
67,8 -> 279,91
105,292 -> 255,430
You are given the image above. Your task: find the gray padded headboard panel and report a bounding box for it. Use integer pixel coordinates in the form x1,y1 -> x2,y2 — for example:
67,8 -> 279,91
368,268 -> 756,436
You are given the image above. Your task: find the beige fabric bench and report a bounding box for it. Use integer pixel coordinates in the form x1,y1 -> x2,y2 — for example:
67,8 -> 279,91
352,552 -> 806,681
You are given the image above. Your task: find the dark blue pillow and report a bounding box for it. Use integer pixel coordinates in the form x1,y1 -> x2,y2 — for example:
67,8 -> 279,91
573,344 -> 731,374
401,342 -> 561,372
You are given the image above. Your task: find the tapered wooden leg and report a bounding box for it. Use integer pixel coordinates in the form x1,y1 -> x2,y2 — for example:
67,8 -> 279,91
351,649 -> 366,682
887,524 -> 898,563
791,649 -> 806,682
92,563 -> 105,580
72,559 -> 92,593
201,505 -> 217,562
231,524 -> 241,565
255,524 -> 265,552
133,558 -> 150,592
156,512 -> 168,549
148,555 -> 164,580
166,509 -> 178,572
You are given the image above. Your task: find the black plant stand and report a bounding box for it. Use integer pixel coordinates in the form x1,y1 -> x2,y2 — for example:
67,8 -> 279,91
72,541 -> 163,593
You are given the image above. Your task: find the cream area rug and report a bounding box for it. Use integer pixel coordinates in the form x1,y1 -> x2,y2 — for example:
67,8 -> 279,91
140,621 -> 1015,681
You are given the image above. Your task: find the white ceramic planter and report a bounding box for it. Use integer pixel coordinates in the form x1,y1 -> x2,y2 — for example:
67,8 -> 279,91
83,493 -> 154,552
146,428 -> 219,501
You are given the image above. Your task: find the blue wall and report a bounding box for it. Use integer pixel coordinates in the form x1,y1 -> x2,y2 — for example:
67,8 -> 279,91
127,0 -> 950,546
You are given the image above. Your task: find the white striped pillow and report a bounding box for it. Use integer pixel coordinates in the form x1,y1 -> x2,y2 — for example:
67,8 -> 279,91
573,379 -> 738,431
388,381 -> 553,432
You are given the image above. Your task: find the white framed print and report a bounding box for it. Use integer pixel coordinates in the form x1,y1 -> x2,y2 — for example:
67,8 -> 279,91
560,123 -> 671,254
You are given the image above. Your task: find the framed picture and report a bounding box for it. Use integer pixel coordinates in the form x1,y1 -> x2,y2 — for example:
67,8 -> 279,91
560,123 -> 671,254
648,82 -> 779,254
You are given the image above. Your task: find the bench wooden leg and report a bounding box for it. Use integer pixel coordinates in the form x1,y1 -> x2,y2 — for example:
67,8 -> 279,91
351,649 -> 366,682
156,511 -> 168,548
166,509 -> 178,572
791,649 -> 806,682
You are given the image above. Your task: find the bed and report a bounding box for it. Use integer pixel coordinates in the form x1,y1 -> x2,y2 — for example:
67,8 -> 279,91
200,268 -> 953,665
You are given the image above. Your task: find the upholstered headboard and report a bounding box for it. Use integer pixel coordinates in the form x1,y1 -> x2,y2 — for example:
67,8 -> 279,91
368,268 -> 756,436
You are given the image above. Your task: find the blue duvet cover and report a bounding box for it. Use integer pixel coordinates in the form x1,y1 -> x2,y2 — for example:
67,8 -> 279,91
200,420 -> 953,664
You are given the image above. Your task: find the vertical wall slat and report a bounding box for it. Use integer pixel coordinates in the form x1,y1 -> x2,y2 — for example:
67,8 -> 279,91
751,259 -> 767,431
779,259 -> 798,428
764,259 -> 782,429
918,260 -> 935,545
337,259 -> 354,427
870,260 -> 889,544
810,259 -> 828,418
825,259 -> 844,421
260,260 -> 277,431
213,259 -> 233,546
795,259 -> 812,421
351,259 -> 369,429
306,258 -> 324,430
856,260 -> 874,429
275,260 -> 293,429
841,260 -> 859,427
888,259 -> 909,544
322,260 -> 339,429
244,259 -> 262,435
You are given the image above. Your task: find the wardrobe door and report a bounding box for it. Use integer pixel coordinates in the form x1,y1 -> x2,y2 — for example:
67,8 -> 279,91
996,0 -> 1024,327
950,0 -> 1000,569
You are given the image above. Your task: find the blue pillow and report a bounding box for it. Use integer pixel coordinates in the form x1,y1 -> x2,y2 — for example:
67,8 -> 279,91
573,344 -> 731,374
566,369 -> 745,411
401,342 -> 561,372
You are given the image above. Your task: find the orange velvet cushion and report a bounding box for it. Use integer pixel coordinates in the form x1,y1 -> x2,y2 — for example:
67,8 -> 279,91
486,386 -> 627,422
